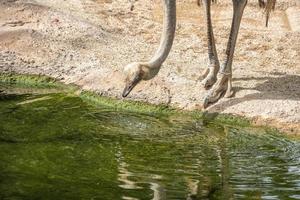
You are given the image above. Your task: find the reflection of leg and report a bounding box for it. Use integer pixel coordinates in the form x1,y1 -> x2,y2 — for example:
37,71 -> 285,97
219,127 -> 233,199
150,182 -> 166,200
201,0 -> 220,89
186,176 -> 221,200
186,178 -> 199,200
117,148 -> 142,190
116,147 -> 167,199
186,146 -> 222,199
204,0 -> 247,108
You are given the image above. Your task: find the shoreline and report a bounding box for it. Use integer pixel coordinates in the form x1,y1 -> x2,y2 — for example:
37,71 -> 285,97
1,0 -> 299,135
1,73 -> 299,136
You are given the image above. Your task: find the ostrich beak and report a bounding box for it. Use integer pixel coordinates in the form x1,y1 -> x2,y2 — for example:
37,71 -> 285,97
122,77 -> 141,97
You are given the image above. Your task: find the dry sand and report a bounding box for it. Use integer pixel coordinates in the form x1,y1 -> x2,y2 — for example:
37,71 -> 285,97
0,0 -> 299,134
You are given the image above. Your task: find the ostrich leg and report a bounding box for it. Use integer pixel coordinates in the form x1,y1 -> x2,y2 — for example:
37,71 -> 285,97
201,0 -> 220,89
203,0 -> 247,108
258,0 -> 265,8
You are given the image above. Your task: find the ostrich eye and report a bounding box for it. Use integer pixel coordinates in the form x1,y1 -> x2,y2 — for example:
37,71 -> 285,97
134,73 -> 141,82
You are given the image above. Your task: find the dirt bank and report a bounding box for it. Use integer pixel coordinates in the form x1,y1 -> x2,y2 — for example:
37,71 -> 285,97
0,0 -> 299,134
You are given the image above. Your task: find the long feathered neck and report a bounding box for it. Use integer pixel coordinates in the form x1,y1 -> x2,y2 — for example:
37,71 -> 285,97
147,0 -> 176,70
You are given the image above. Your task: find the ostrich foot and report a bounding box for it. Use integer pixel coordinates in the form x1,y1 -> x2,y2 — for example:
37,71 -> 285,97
201,67 -> 218,89
203,73 -> 234,108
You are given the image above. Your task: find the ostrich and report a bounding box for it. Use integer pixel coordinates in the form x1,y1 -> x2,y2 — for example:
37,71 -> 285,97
122,0 -> 276,108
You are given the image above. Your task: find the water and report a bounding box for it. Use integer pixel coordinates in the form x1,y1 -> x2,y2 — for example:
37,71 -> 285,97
0,84 -> 300,200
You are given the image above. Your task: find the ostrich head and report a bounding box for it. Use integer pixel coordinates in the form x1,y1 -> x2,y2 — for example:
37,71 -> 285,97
122,62 -> 151,97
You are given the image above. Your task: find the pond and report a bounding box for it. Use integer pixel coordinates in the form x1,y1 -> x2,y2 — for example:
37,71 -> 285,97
0,83 -> 300,200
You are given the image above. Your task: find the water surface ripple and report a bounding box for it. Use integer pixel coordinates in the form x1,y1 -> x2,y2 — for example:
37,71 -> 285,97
0,85 -> 299,200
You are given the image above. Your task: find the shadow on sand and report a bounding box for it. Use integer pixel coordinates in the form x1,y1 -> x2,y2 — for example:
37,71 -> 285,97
204,73 -> 300,119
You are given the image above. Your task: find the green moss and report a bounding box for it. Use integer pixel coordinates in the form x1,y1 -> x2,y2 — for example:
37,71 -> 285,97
79,90 -> 176,115
206,112 -> 250,127
0,73 -> 57,87
0,73 -> 290,134
0,73 -> 79,94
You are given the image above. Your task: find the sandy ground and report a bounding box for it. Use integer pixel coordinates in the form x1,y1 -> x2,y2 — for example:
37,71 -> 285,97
0,0 -> 300,134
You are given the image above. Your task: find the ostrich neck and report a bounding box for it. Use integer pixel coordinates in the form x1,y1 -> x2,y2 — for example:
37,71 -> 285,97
148,0 -> 176,70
